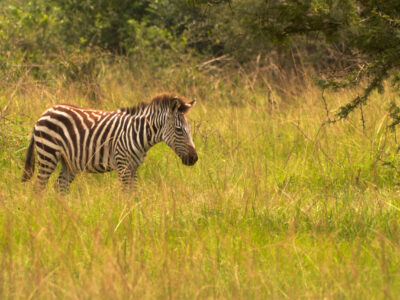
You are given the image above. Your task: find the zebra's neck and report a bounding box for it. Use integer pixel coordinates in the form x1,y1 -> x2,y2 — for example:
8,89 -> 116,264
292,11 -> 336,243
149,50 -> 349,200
127,110 -> 165,153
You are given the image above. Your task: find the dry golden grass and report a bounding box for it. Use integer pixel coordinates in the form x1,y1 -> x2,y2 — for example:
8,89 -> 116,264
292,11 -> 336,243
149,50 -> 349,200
1,65 -> 400,299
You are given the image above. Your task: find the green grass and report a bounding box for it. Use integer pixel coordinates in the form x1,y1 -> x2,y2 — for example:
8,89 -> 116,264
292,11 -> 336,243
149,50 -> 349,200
1,74 -> 400,299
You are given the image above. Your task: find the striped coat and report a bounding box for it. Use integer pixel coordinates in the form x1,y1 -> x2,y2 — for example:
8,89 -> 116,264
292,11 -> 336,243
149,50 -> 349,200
22,94 -> 198,193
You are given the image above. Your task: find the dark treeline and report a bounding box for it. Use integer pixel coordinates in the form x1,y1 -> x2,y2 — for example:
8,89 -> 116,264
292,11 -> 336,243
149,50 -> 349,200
1,0 -> 400,120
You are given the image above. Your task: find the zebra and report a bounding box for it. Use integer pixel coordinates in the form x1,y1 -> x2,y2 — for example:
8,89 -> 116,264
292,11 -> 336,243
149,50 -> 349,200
21,93 -> 198,193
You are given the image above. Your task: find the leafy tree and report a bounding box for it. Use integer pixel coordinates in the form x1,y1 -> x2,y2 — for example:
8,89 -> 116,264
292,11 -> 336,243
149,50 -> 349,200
191,0 -> 400,122
2,0 -> 400,121
51,0 -> 151,53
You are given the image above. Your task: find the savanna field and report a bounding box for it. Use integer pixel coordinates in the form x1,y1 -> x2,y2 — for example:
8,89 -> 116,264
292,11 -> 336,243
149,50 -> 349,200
0,65 -> 400,299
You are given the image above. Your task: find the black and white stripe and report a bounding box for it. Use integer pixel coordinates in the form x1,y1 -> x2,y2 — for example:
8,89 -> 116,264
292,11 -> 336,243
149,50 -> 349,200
22,93 -> 198,193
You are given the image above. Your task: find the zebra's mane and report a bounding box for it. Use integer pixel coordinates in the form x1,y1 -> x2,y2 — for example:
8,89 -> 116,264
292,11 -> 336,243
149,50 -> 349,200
119,93 -> 188,116
119,102 -> 148,115
150,93 -> 187,107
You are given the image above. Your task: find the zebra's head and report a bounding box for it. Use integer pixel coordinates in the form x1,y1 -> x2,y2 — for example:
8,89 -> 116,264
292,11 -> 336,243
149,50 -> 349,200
162,96 -> 198,166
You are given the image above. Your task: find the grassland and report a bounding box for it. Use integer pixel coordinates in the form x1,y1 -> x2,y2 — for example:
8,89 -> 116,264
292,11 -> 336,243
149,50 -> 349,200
1,67 -> 400,299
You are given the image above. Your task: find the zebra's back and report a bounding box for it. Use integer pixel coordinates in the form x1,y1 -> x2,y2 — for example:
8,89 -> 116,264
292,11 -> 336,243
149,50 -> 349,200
33,104 -> 125,173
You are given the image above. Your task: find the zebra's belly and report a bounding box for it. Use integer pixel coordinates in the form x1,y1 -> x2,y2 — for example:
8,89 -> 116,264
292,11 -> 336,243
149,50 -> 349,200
82,158 -> 116,174
85,166 -> 114,174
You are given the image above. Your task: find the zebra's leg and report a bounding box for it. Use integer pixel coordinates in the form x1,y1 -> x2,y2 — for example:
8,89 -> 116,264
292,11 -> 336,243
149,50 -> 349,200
54,157 -> 75,194
36,151 -> 59,190
116,160 -> 136,190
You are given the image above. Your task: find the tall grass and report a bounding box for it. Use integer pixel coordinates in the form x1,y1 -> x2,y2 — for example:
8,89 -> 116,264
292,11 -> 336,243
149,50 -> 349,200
1,63 -> 400,299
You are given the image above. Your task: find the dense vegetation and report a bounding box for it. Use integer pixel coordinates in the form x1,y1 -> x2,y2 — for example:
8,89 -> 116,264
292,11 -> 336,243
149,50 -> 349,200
1,0 -> 400,298
2,0 -> 400,115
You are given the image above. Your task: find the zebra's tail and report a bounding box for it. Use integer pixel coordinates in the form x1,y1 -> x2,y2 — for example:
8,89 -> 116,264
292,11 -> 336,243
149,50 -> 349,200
22,135 -> 35,182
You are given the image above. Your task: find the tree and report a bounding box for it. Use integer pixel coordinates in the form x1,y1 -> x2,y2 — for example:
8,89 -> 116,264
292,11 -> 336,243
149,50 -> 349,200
192,0 -> 400,122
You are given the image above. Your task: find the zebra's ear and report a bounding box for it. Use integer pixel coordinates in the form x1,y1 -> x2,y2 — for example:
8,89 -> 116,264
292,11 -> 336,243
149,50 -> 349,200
179,99 -> 196,114
170,96 -> 181,114
189,99 -> 197,107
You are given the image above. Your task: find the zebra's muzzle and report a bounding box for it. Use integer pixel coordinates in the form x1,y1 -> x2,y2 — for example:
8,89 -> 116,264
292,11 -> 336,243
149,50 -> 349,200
182,146 -> 198,166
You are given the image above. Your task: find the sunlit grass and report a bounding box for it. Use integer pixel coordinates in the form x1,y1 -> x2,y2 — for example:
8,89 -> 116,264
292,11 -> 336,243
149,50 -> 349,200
1,72 -> 400,298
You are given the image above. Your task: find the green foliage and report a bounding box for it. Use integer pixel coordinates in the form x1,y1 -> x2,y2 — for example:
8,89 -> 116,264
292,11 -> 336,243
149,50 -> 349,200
2,0 -> 400,117
233,0 -> 400,120
189,0 -> 400,122
0,0 -> 58,79
52,0 -> 151,52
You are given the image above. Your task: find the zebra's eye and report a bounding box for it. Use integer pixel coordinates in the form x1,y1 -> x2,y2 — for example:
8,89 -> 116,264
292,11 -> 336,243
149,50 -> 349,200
175,127 -> 183,133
